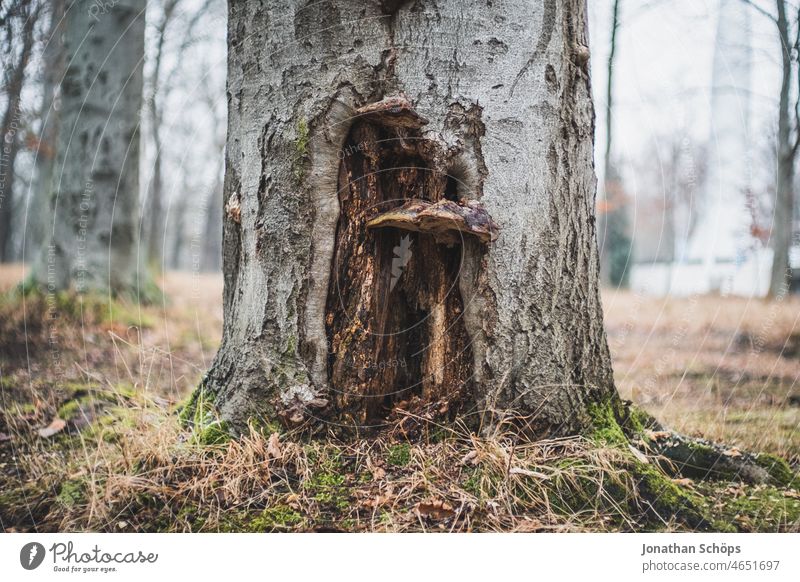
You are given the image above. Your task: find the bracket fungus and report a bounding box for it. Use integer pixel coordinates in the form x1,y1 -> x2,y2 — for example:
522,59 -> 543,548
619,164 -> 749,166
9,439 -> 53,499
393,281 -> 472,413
366,198 -> 499,245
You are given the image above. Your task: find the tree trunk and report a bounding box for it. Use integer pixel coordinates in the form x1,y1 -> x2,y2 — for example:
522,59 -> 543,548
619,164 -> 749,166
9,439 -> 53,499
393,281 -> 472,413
143,1 -> 179,269
598,0 -> 630,288
26,0 -> 67,264
772,147 -> 794,296
146,148 -> 165,266
0,0 -> 38,262
203,0 -> 617,437
201,159 -> 224,272
169,194 -> 187,270
769,0 -> 796,297
32,0 -> 146,294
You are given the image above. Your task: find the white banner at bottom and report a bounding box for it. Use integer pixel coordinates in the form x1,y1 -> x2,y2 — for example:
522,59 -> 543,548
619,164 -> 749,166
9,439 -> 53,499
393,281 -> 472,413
1,533 -> 798,582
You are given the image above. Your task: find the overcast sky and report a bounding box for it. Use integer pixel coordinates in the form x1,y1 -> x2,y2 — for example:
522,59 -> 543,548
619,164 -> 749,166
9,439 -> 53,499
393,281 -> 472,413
588,0 -> 785,188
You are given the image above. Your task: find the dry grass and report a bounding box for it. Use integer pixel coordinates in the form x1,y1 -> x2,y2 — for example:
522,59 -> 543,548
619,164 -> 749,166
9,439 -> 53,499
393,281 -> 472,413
0,266 -> 798,532
22,418 -> 655,533
603,290 -> 800,464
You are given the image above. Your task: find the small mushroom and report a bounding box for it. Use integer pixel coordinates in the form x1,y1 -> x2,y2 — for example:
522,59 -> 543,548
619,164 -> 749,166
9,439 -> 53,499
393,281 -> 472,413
366,198 -> 499,244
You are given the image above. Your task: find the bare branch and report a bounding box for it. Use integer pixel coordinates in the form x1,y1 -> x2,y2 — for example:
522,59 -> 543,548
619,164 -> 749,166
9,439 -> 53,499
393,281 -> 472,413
793,3 -> 800,154
740,0 -> 779,25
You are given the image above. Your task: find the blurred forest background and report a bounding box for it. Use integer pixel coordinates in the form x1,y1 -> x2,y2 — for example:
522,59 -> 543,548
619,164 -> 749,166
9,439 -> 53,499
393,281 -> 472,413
0,0 -> 226,273
1,0 -> 798,292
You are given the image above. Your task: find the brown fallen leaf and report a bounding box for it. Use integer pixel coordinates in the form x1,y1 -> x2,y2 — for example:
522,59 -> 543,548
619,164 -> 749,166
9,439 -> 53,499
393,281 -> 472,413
644,430 -> 671,441
725,484 -> 746,496
267,432 -> 282,459
366,456 -> 386,480
38,417 -> 66,438
416,499 -> 455,520
362,492 -> 394,509
460,450 -> 479,466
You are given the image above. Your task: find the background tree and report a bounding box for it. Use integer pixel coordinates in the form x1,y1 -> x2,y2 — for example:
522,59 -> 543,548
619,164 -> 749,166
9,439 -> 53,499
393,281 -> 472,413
142,0 -> 181,269
199,0 -> 618,437
198,79 -> 225,273
32,0 -> 146,294
632,131 -> 706,266
742,0 -> 800,295
141,0 -> 223,272
598,0 -> 632,288
25,0 -> 66,262
0,0 -> 41,262
770,0 -> 800,295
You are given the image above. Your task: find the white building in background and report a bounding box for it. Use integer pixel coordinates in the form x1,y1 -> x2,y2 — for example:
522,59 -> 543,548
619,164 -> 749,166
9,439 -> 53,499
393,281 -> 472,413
631,0 -> 774,297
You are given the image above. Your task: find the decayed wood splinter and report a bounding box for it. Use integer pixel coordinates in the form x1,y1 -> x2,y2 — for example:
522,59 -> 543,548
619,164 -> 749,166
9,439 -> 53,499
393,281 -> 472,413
366,198 -> 499,244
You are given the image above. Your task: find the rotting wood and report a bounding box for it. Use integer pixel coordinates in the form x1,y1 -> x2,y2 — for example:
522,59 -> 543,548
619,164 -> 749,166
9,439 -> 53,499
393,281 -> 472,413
325,97 -> 497,426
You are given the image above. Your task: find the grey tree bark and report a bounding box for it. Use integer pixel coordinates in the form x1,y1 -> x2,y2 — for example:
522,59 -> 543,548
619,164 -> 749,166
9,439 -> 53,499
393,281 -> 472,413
0,0 -> 39,262
32,0 -> 146,294
26,0 -> 67,263
203,0 -> 617,437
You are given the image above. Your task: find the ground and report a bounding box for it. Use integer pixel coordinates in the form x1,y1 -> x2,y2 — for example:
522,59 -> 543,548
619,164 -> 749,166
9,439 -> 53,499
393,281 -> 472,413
0,264 -> 797,532
604,290 -> 800,465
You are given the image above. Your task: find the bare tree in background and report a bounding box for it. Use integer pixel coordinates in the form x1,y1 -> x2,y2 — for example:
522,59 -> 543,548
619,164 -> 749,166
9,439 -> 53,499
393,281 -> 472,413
170,65 -> 226,273
770,0 -> 800,295
25,0 -> 66,262
743,0 -> 800,295
633,133 -> 707,266
199,149 -> 224,272
199,74 -> 225,273
143,0 -> 180,269
598,0 -> 632,288
32,0 -> 146,294
0,0 -> 40,262
142,0 -> 217,270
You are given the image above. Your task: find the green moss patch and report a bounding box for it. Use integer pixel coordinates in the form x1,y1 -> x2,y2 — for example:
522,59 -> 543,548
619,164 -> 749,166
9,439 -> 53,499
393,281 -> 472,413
292,119 -> 310,182
387,443 -> 411,467
56,479 -> 86,508
755,453 -> 799,489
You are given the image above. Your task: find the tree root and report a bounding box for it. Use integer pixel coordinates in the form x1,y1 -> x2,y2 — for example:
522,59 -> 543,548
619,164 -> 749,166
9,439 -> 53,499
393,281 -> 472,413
619,402 -> 798,488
